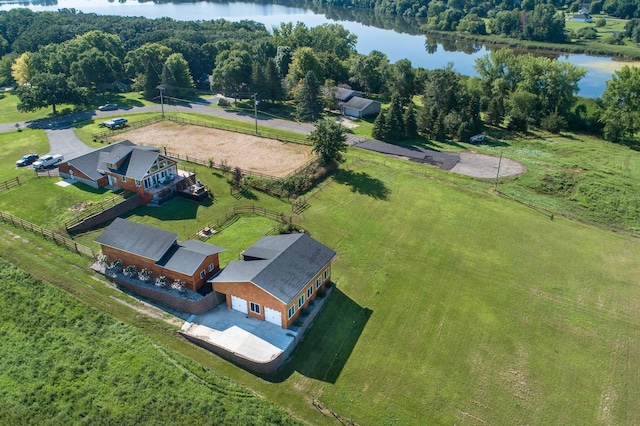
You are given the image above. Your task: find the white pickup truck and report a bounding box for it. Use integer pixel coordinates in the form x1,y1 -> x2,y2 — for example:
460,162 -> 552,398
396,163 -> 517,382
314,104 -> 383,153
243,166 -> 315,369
32,154 -> 64,169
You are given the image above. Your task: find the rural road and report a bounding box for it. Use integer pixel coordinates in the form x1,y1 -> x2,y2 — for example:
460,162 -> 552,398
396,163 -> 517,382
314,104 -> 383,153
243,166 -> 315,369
1,96 -> 526,178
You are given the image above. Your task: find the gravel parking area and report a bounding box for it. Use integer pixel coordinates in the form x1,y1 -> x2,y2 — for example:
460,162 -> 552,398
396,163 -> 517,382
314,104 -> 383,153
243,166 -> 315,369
450,152 -> 526,178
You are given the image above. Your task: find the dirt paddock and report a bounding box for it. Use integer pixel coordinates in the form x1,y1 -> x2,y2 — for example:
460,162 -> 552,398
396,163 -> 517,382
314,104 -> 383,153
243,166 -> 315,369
113,121 -> 313,177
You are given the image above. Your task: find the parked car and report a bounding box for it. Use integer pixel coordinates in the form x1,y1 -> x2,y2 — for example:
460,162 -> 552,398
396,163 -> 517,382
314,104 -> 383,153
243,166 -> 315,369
32,154 -> 63,169
16,153 -> 39,167
98,103 -> 118,111
469,134 -> 486,144
99,118 -> 128,130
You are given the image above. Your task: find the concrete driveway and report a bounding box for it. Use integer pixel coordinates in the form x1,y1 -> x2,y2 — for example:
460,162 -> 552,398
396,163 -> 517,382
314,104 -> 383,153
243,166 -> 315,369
181,304 -> 296,363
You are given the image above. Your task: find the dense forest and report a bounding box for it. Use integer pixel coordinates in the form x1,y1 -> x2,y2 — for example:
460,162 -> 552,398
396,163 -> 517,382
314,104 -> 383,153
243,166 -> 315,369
312,0 -> 640,20
1,9 -> 639,143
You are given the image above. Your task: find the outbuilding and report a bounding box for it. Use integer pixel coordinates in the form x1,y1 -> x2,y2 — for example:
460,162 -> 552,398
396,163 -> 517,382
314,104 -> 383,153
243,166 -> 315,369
210,233 -> 336,329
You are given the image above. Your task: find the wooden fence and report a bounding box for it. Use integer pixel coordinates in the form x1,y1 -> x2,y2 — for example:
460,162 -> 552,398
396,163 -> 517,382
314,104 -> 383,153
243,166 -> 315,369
187,205 -> 299,241
64,191 -> 135,230
164,115 -> 310,145
0,176 -> 21,192
92,115 -> 165,141
0,211 -> 94,257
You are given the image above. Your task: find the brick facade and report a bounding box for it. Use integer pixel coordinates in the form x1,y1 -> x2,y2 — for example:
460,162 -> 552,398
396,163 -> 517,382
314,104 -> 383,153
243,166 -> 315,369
212,264 -> 332,329
101,245 -> 220,291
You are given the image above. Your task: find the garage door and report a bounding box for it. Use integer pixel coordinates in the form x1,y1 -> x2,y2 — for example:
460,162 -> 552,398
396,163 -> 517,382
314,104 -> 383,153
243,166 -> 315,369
230,295 -> 248,314
264,307 -> 282,327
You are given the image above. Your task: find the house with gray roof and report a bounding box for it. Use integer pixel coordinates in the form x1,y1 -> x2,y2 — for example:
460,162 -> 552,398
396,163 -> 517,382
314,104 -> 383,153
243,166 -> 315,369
96,218 -> 225,291
210,233 -> 336,329
339,96 -> 381,118
58,140 -> 191,204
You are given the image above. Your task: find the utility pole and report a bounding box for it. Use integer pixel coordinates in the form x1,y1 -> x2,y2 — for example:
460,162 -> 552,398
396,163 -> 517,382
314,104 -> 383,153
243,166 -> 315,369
252,93 -> 258,134
158,85 -> 166,118
494,150 -> 503,191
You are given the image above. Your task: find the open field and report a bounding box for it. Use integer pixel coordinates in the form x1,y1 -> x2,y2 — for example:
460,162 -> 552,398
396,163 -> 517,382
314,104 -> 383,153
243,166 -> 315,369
0,258 -> 300,425
288,154 -> 640,424
2,147 -> 640,424
113,121 -> 313,177
3,114 -> 640,424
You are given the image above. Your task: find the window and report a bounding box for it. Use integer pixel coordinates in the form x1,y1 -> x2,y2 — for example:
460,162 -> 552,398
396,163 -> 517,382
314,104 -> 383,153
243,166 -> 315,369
288,305 -> 295,319
307,286 -> 313,298
208,263 -> 214,272
135,180 -> 141,187
324,267 -> 330,280
316,276 -> 322,288
250,302 -> 260,314
122,176 -> 126,182
199,270 -> 206,279
298,294 -> 305,308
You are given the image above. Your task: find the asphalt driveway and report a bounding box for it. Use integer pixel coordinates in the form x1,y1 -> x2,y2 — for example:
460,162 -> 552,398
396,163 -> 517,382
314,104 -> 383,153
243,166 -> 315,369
45,128 -> 93,160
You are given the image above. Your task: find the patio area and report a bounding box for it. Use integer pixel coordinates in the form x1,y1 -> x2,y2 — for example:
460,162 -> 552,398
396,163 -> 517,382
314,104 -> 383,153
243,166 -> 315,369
181,304 -> 298,364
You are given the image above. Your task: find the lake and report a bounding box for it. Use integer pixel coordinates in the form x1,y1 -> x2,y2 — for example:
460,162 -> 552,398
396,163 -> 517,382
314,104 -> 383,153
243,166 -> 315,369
0,0 -> 631,97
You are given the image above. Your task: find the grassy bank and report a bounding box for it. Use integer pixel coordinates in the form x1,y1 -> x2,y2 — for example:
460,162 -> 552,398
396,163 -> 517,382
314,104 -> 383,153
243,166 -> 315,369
0,256 -> 302,425
424,28 -> 640,60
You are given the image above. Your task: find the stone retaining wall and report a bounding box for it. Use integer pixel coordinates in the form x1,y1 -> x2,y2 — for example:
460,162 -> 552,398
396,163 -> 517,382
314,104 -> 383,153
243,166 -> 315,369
67,195 -> 142,233
110,275 -> 225,315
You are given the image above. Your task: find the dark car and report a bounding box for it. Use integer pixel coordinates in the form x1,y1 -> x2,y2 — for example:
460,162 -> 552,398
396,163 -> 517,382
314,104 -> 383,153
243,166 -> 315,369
98,103 -> 118,111
16,153 -> 39,167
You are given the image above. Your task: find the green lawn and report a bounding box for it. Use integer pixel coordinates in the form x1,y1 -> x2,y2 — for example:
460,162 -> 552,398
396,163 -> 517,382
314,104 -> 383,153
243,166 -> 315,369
207,215 -> 282,266
0,177 -> 116,229
2,111 -> 640,424
0,91 -> 154,125
0,129 -> 49,182
72,166 -> 292,252
279,154 -> 640,424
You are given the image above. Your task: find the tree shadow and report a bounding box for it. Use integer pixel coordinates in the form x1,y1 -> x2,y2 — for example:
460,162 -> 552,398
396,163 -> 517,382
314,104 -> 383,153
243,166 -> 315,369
333,169 -> 390,200
265,286 -> 372,384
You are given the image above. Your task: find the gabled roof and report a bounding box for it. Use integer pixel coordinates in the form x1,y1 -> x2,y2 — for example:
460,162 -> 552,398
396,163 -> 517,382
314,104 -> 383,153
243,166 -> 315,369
211,233 -> 336,304
340,96 -> 380,111
335,87 -> 362,102
572,12 -> 592,19
156,241 -> 225,276
95,218 -> 178,262
61,140 -> 135,181
108,149 -> 168,181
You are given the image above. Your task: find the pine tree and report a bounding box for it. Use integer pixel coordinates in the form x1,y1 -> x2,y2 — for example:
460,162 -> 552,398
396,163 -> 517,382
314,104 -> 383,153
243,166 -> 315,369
386,96 -> 405,143
372,110 -> 388,141
404,102 -> 418,139
294,71 -> 323,122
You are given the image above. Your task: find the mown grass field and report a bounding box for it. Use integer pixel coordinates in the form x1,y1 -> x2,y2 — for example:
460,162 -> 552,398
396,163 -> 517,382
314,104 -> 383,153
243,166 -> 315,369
1,111 -> 640,424
0,129 -> 49,182
0,91 -> 155,124
0,257 -> 300,425
286,152 -> 640,424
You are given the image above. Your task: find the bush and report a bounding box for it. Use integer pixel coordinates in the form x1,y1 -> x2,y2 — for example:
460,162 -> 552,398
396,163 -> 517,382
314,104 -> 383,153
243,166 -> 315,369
595,18 -> 606,27
540,112 -> 568,133
217,98 -> 230,107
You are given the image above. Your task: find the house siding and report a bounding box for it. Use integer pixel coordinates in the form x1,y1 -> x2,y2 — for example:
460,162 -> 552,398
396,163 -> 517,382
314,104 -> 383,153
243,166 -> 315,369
213,261 -> 333,329
59,164 -> 100,188
101,246 -> 220,291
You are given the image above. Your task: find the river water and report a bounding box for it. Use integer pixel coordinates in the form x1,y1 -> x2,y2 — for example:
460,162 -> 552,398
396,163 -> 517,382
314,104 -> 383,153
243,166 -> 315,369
0,0 -> 630,97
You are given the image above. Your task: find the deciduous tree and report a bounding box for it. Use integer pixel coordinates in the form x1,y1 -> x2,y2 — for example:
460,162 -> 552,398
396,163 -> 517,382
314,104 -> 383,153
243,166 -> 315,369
308,119 -> 347,166
600,65 -> 640,142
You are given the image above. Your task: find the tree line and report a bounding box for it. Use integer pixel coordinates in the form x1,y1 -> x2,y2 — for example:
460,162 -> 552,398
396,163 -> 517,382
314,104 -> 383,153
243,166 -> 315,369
0,9 -> 638,144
